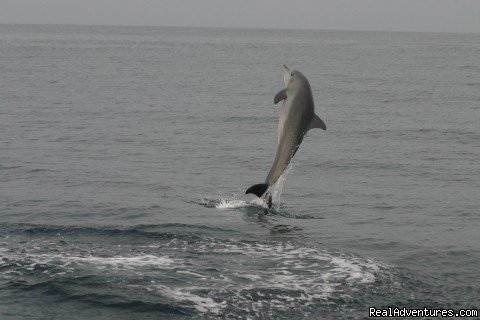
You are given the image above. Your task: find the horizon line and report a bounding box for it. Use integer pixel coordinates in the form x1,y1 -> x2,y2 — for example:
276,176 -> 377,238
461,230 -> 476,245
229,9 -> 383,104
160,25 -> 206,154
1,22 -> 479,36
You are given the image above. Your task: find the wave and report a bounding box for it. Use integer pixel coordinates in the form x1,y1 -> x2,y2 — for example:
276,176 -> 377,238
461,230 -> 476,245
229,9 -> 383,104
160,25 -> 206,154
0,222 -> 236,239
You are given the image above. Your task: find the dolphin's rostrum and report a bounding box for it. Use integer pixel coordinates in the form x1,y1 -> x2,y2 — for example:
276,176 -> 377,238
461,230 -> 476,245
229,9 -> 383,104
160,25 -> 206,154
246,65 -> 326,207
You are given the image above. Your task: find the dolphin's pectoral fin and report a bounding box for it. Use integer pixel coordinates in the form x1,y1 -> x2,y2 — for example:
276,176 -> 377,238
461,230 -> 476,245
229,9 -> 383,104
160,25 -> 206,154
307,114 -> 326,131
246,183 -> 269,198
274,89 -> 287,104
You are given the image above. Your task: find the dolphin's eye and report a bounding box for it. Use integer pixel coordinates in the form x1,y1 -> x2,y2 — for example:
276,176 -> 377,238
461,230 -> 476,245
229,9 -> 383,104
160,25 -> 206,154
290,72 -> 294,76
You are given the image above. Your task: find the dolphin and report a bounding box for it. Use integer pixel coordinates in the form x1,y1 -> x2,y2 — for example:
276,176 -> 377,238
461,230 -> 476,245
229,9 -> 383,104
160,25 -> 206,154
246,65 -> 326,207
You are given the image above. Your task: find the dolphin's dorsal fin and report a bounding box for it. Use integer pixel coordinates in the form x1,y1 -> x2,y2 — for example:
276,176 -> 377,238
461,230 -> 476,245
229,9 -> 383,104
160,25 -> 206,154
274,89 -> 287,104
307,114 -> 326,131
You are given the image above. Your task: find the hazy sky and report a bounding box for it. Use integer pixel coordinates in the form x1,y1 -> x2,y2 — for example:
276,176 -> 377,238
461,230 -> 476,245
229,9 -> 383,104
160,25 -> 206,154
1,0 -> 480,33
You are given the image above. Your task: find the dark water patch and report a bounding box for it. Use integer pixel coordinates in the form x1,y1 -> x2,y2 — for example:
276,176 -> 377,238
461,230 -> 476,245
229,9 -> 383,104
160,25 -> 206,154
10,278 -> 192,316
269,224 -> 302,235
224,115 -> 258,122
0,223 -> 236,244
144,183 -> 171,191
314,159 -> 406,172
354,127 -> 480,146
345,216 -> 386,225
5,199 -> 50,208
67,295 -> 189,316
372,203 -> 396,211
0,165 -> 22,170
397,128 -> 480,144
268,208 -> 316,220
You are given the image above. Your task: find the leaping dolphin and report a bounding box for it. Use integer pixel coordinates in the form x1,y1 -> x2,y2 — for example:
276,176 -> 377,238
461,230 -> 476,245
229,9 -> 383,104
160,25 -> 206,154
246,65 -> 326,207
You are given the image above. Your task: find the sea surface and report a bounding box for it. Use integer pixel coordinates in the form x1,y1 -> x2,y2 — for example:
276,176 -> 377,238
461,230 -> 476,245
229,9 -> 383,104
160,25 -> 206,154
0,24 -> 479,319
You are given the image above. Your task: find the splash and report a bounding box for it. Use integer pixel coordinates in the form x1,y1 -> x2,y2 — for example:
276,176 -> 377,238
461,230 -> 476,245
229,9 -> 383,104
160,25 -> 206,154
267,163 -> 293,209
216,198 -> 247,210
200,164 -> 293,211
200,195 -> 265,210
200,163 -> 292,211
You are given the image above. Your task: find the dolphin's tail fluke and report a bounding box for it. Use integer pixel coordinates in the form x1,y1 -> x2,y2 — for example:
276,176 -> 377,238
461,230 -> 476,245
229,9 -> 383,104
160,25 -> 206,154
246,183 -> 273,208
245,183 -> 269,198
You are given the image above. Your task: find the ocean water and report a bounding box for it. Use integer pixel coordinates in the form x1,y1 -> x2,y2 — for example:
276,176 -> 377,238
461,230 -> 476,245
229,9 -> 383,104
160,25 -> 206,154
0,24 -> 479,319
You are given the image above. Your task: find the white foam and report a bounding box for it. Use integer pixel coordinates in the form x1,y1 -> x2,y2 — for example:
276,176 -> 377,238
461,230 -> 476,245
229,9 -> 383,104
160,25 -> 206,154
61,254 -> 176,269
152,285 -> 227,315
248,197 -> 269,208
201,194 -> 269,210
176,270 -> 207,279
216,198 -> 248,210
192,239 -> 385,307
1,250 -> 177,272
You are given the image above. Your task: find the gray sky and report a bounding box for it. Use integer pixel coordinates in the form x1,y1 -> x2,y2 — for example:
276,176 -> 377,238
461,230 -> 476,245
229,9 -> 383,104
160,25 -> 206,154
1,0 -> 480,33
